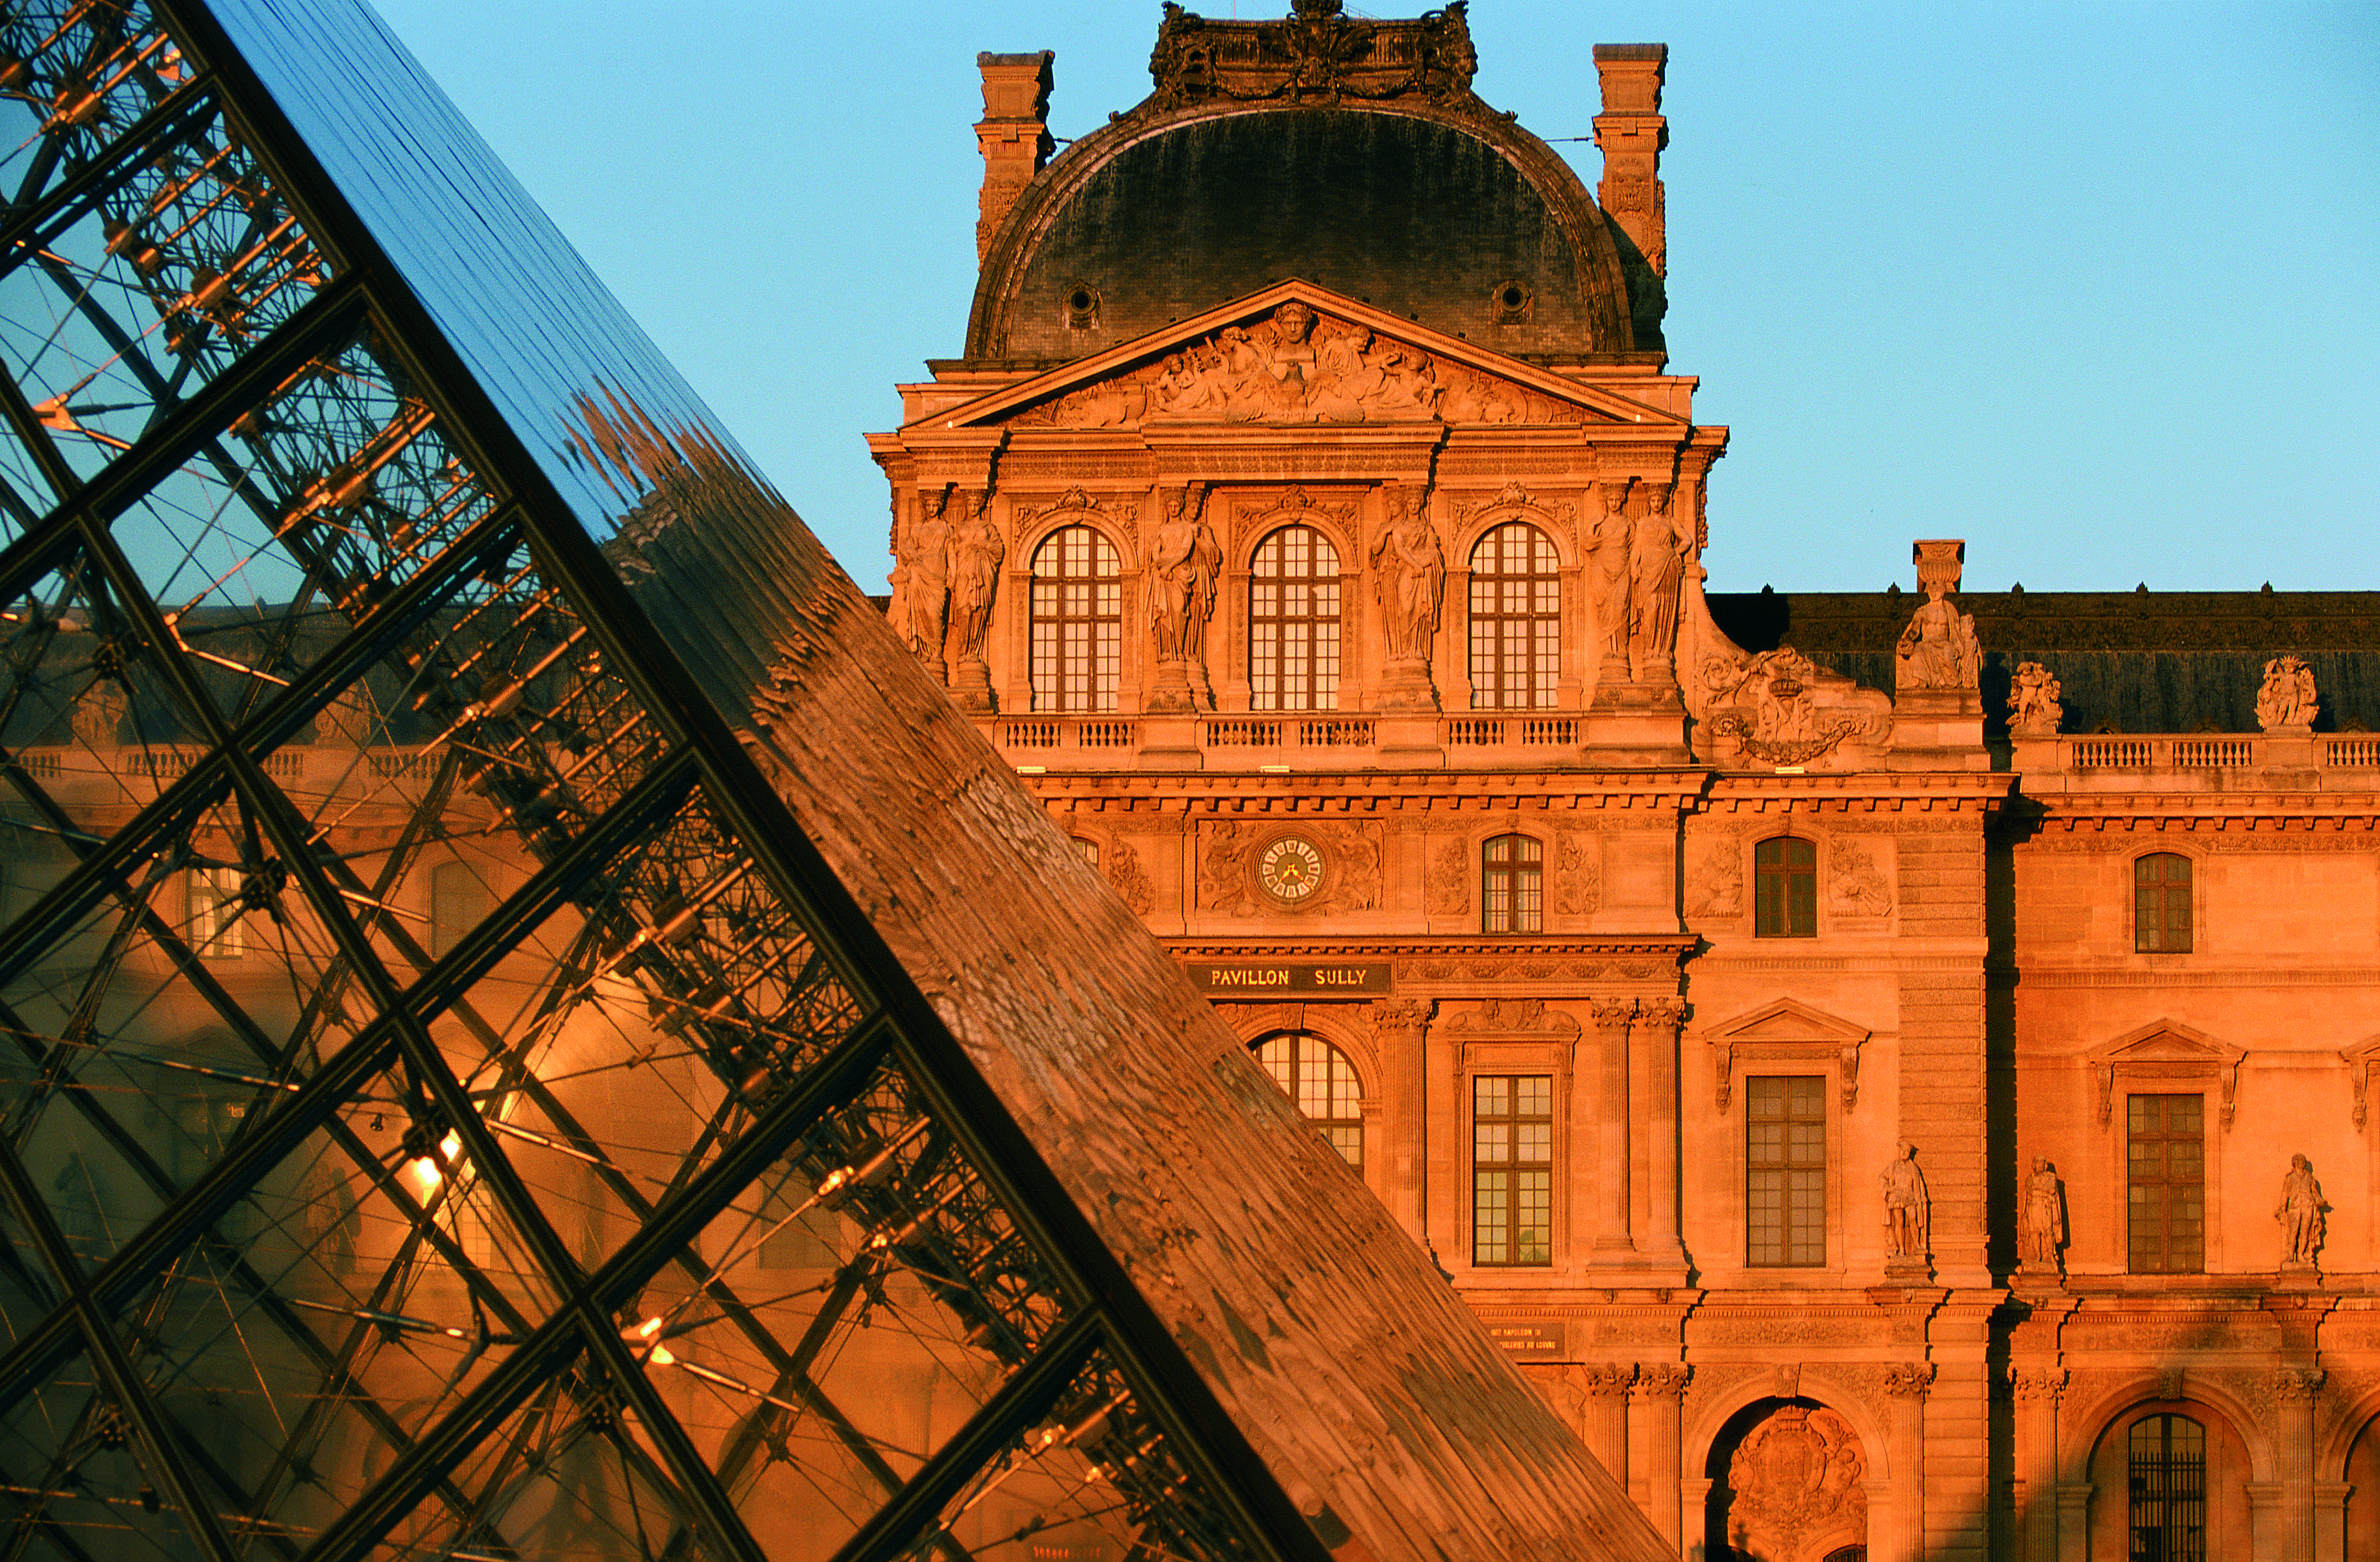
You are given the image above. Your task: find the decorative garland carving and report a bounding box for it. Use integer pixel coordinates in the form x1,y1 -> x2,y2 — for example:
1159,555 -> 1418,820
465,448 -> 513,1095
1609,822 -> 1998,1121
1553,832 -> 1601,915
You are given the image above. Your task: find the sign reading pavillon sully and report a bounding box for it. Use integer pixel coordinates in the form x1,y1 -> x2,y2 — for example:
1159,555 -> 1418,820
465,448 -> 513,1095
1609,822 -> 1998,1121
1183,960 -> 1395,995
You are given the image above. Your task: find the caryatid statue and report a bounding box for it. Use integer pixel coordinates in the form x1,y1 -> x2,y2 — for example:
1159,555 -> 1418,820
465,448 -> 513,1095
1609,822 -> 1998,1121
1370,485 -> 1444,664
1147,486 -> 1222,712
1368,485 -> 1446,713
945,493 -> 1006,708
1587,479 -> 1633,679
893,487 -> 952,676
1626,481 -> 1694,680
2019,1156 -> 2065,1273
2276,1153 -> 2327,1268
1880,1140 -> 1930,1260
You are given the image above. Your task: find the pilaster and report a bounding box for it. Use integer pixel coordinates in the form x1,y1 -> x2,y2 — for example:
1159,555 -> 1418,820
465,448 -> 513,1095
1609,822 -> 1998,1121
1631,1361 -> 1688,1550
1369,998 -> 1433,1243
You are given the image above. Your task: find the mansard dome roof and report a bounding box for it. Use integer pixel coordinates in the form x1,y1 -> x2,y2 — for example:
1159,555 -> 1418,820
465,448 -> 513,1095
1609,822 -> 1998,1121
965,6 -> 1645,365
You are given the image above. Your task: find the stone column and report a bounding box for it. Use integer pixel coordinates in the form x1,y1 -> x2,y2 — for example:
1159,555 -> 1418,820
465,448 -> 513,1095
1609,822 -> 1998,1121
1588,998 -> 1636,1261
1591,45 -> 1668,285
1577,1363 -> 1634,1491
974,52 -> 1053,261
2271,1366 -> 2323,1562
2011,1368 -> 2066,1562
1632,1362 -> 1688,1549
1425,1001 -> 1461,1267
1883,1362 -> 1934,1562
1369,998 -> 1433,1244
1633,996 -> 1687,1272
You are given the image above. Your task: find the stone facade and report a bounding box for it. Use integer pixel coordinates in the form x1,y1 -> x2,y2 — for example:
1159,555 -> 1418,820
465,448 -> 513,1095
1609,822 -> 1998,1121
867,6 -> 2380,1558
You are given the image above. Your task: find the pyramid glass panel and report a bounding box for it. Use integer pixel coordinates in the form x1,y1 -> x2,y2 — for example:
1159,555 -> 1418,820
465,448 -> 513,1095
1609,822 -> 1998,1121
0,2 -> 1675,1559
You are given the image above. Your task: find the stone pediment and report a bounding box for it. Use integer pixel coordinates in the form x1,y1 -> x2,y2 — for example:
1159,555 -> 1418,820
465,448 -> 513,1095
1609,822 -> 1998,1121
1696,998 -> 1872,1112
925,282 -> 1681,434
2086,1020 -> 2244,1129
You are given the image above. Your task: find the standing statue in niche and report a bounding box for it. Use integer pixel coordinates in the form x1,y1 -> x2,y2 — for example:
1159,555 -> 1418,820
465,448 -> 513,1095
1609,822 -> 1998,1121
1147,487 -> 1222,712
2019,1156 -> 2065,1274
2255,655 -> 2318,732
1880,1140 -> 1930,1260
2276,1153 -> 2327,1268
2008,661 -> 2064,736
1625,481 -> 1694,680
1587,480 -> 1633,680
1370,485 -> 1444,664
893,488 -> 952,677
946,494 -> 1006,710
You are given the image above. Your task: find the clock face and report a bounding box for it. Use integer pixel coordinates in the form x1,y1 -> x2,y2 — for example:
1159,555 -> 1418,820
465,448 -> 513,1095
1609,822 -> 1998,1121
1257,835 -> 1326,903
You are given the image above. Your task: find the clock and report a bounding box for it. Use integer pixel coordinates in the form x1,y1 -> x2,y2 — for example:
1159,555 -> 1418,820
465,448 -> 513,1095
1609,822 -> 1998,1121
1257,835 -> 1326,903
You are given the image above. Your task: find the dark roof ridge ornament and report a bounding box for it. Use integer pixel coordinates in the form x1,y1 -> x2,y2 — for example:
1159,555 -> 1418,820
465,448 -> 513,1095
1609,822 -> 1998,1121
1151,0 -> 1476,108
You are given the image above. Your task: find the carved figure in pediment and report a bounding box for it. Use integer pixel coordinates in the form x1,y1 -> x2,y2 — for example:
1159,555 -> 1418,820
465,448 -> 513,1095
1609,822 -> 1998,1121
1149,487 -> 1222,665
70,674 -> 126,747
2008,661 -> 2063,736
1370,485 -> 1444,665
2256,655 -> 2316,732
1363,337 -> 1440,416
2277,1153 -> 2326,1268
1881,1140 -> 1929,1260
1702,648 -> 1886,767
893,488 -> 952,675
1894,574 -> 1980,691
1626,481 -> 1692,679
2021,1156 -> 2065,1273
1587,481 -> 1633,679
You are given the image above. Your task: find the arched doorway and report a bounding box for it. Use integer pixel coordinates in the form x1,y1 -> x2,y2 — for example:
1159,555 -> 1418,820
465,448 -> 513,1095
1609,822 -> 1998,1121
2086,1402 -> 2250,1559
1702,1397 -> 1869,1561
2346,1412 -> 2380,1557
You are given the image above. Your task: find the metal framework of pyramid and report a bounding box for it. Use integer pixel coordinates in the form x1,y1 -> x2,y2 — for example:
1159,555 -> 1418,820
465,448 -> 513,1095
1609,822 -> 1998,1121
0,3 -> 1670,1559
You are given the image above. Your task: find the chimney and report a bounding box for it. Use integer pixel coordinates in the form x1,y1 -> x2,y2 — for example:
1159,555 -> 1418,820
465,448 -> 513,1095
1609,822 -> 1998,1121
1592,44 -> 1668,277
975,51 -> 1054,263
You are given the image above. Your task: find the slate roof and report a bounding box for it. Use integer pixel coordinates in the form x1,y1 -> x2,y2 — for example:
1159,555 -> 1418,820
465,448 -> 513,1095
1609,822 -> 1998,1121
1708,589 -> 2380,736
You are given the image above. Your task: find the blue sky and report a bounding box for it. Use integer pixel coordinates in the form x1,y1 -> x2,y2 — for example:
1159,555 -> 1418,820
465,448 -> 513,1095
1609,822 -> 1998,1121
367,1 -> 2379,597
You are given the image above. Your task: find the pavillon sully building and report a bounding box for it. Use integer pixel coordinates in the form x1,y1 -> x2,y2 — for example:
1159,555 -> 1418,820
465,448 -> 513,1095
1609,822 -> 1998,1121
866,3 -> 2380,1558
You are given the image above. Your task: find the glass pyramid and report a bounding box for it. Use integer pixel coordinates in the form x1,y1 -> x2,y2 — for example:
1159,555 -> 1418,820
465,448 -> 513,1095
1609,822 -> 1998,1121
0,3 -> 1670,1559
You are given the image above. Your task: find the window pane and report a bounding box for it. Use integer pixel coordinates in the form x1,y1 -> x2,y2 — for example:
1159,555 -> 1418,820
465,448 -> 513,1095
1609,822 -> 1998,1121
1746,1075 -> 1825,1268
1474,1074 -> 1551,1267
1466,523 -> 1560,710
1250,525 -> 1342,711
1028,524 -> 1122,712
1250,1033 -> 1363,1169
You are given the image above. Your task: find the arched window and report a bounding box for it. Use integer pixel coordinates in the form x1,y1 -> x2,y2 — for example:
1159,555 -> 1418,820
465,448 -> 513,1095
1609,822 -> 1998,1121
1250,525 -> 1341,710
2128,1415 -> 2206,1561
1252,1033 -> 1363,1168
1028,525 -> 1121,712
1482,834 -> 1542,933
1755,837 -> 1817,938
2135,853 -> 2192,953
1467,522 -> 1560,709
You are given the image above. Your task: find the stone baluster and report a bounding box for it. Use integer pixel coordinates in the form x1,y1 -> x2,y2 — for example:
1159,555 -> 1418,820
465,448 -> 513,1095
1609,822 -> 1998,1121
1883,1362 -> 1934,1562
2010,1367 -> 2066,1561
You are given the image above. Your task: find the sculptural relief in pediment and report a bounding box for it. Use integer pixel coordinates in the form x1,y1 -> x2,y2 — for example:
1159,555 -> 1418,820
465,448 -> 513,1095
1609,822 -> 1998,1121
999,302 -> 1586,430
1695,645 -> 1891,769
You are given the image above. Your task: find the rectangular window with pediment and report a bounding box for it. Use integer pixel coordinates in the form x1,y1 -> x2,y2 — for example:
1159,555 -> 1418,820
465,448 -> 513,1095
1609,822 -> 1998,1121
1746,1075 -> 1825,1266
2128,1093 -> 2204,1273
